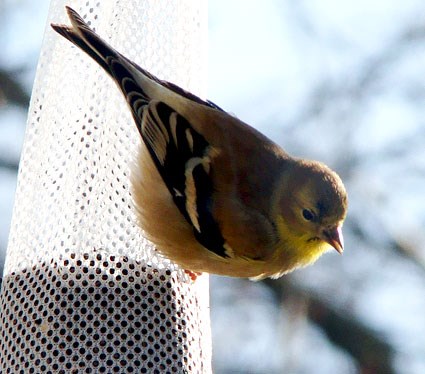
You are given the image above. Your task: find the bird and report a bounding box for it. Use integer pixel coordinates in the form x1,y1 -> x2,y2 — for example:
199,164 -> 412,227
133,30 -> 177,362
51,7 -> 348,280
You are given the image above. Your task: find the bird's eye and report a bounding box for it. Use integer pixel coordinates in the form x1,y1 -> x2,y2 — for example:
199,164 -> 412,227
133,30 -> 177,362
302,209 -> 314,221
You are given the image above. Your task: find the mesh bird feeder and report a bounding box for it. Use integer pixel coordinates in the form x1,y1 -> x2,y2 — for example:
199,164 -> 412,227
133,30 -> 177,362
0,0 -> 211,372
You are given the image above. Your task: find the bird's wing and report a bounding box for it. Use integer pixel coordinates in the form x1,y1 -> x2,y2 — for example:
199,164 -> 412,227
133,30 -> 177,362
140,99 -> 231,258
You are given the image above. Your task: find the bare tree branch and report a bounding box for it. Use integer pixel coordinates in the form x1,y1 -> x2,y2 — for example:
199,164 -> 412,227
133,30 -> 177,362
0,158 -> 19,173
0,68 -> 30,109
263,278 -> 396,374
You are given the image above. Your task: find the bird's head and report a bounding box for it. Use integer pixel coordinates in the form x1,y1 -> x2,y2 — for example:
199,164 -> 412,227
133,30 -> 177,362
275,159 -> 348,254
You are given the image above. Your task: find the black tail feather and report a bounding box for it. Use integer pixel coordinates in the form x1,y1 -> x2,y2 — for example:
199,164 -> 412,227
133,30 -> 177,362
51,9 -> 151,136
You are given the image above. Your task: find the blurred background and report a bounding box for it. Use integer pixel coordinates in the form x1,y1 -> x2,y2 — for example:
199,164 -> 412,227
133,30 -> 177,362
1,0 -> 425,373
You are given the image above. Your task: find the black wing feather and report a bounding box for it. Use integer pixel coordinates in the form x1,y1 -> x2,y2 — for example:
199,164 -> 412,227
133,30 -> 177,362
108,57 -> 229,258
107,62 -> 229,257
191,163 -> 228,257
143,102 -> 229,258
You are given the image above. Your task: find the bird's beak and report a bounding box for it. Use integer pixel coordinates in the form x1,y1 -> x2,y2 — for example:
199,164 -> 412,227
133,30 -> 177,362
322,226 -> 344,254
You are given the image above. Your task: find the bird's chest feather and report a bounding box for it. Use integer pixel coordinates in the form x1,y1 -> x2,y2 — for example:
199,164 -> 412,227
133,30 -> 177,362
273,216 -> 329,271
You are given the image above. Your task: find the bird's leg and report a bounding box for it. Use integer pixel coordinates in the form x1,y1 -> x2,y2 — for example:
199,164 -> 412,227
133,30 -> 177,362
185,270 -> 202,281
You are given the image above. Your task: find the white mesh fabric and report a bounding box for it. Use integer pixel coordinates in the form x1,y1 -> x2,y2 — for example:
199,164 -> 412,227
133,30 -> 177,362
0,0 -> 211,372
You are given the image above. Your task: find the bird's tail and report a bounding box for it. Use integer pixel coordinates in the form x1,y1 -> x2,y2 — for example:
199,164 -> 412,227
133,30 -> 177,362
51,6 -> 155,135
51,7 -> 118,75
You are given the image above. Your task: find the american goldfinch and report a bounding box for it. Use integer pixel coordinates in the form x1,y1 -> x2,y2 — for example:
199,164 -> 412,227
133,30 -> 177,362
51,7 -> 348,280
